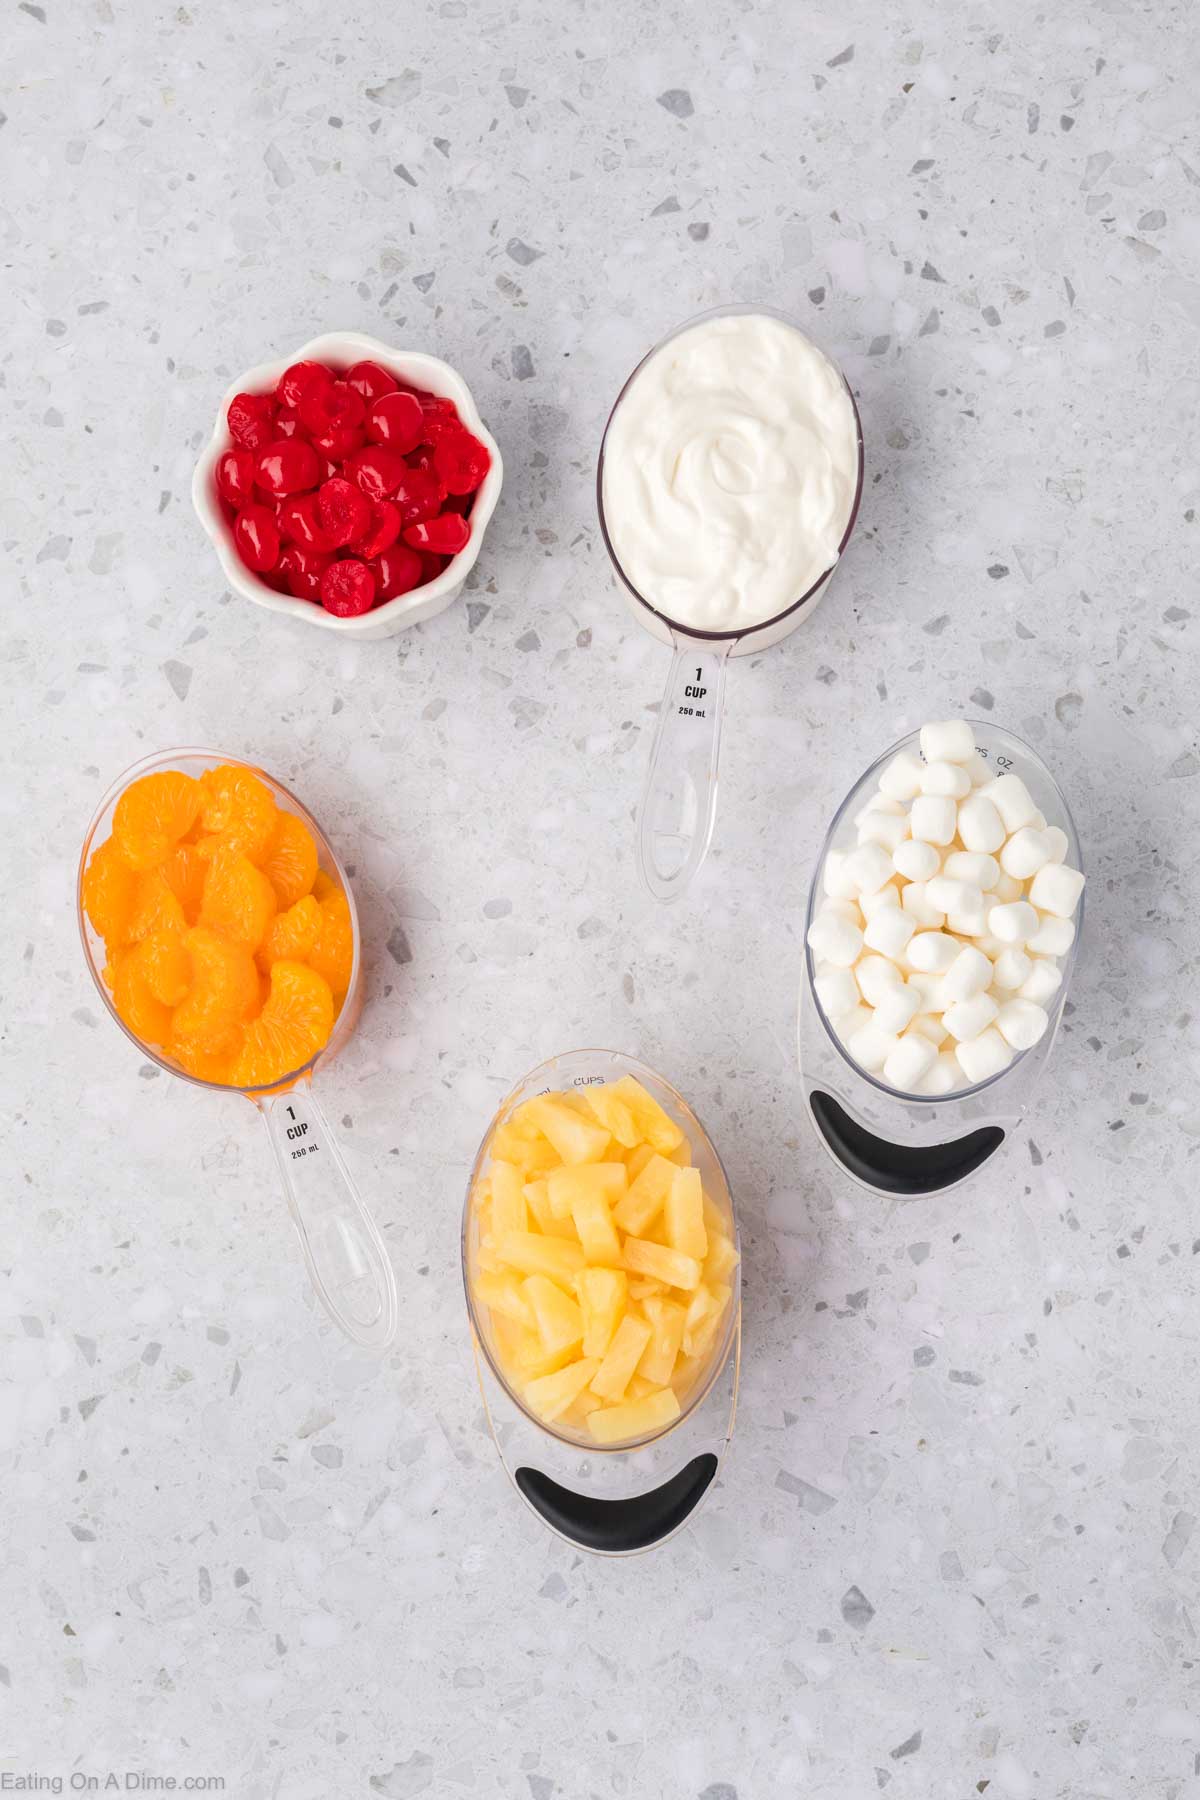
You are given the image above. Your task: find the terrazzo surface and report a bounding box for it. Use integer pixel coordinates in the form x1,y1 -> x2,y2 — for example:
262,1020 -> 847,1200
4,0 -> 1200,1794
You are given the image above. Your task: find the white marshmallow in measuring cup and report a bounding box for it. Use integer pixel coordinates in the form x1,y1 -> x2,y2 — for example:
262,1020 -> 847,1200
942,944 -> 993,1003
907,931 -> 960,974
992,947 -> 1033,991
902,880 -> 946,928
875,982 -> 921,1036
844,841 -> 896,898
878,751 -> 925,801
861,882 -> 902,921
957,793 -> 1006,854
1000,826 -> 1054,880
943,990 -> 1000,1044
807,909 -> 862,967
995,998 -> 1049,1051
1042,825 -> 1069,865
907,970 -> 946,1013
982,772 -> 1040,834
847,1017 -> 900,1073
988,900 -> 1040,945
919,719 -> 976,764
920,760 -> 971,799
893,838 -> 941,883
857,808 -> 909,852
919,1049 -> 964,1095
909,1011 -> 949,1048
926,875 -> 982,918
822,849 -> 859,901
964,750 -> 992,788
813,964 -> 862,1020
856,954 -> 904,1007
863,905 -> 916,959
1026,911 -> 1075,956
1019,957 -> 1063,1005
883,1031 -> 937,1092
943,849 -> 999,890
1028,862 -> 1085,919
856,793 -> 906,823
955,1027 -> 1012,1083
833,1003 -> 872,1043
820,896 -> 863,924
910,794 -> 958,846
989,871 -> 1023,904
947,891 -> 990,938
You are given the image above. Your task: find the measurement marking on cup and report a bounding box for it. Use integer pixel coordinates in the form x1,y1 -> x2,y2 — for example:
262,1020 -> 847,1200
285,1103 -> 319,1161
679,665 -> 708,719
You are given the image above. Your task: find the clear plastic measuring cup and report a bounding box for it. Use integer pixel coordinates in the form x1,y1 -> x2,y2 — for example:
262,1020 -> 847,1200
597,302 -> 865,904
77,749 -> 398,1350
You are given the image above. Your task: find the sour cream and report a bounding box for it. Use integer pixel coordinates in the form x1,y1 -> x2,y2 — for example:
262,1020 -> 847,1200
601,312 -> 860,634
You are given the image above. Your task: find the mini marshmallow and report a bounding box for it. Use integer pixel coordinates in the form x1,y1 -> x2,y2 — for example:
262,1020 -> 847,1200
955,1027 -> 1013,1083
989,871 -> 1023,903
1030,809 -> 1047,830
823,849 -> 859,900
1026,912 -> 1075,956
883,1032 -> 937,1091
943,850 -> 999,889
920,760 -> 971,798
807,911 -> 863,967
909,1011 -> 949,1048
847,1018 -> 900,1073
919,719 -> 976,764
1043,824 -> 1069,865
910,794 -> 958,846
863,906 -> 917,959
992,947 -> 1033,991
918,1050 -> 965,1095
819,897 -> 862,924
964,750 -> 992,787
942,945 -> 993,1003
833,1003 -> 873,1044
1028,862 -> 1085,919
907,971 -> 946,1013
902,881 -> 946,928
957,794 -> 1006,854
907,931 -> 961,974
861,882 -> 902,921
879,751 -> 925,801
995,998 -> 1049,1051
855,793 -> 906,824
1019,957 -> 1063,1005
987,900 -> 1040,946
943,990 -> 999,1043
875,983 -> 921,1036
982,772 -> 1040,834
813,965 -> 862,1020
856,954 -> 905,1006
947,895 -> 990,938
927,875 -> 983,917
973,932 -> 1008,957
1000,826 -> 1053,880
893,838 -> 941,883
857,809 -> 909,852
844,841 -> 896,897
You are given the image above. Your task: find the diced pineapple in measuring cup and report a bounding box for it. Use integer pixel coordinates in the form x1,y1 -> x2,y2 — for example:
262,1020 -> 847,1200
474,1271 -> 534,1330
638,1296 -> 687,1386
587,1387 -> 681,1445
524,1356 -> 599,1423
547,1161 -> 627,1219
703,1233 -> 740,1286
664,1166 -> 707,1261
571,1193 -> 623,1265
591,1314 -> 652,1402
623,1237 -> 702,1292
494,1231 -> 586,1284
580,1084 -> 641,1148
624,1143 -> 656,1183
516,1096 -> 611,1165
609,1076 -> 685,1154
523,1275 -> 584,1357
612,1153 -> 676,1236
576,1267 -> 627,1358
489,1161 -> 528,1237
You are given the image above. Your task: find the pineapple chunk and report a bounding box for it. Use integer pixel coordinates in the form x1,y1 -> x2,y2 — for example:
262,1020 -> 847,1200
547,1161 -> 627,1220
523,1275 -> 584,1356
576,1267 -> 627,1358
638,1296 -> 687,1385
682,1282 -> 731,1358
523,1178 -> 580,1241
664,1140 -> 692,1167
624,1143 -> 656,1183
625,1373 -> 659,1401
664,1166 -> 707,1261
703,1232 -> 739,1286
494,1230 -> 585,1284
612,1153 -> 676,1236
519,1096 -> 610,1165
524,1356 -> 599,1423
590,1313 -> 652,1401
701,1189 -> 726,1239
492,1122 -> 559,1177
587,1386 -> 681,1445
562,1387 -> 605,1425
475,1270 -> 534,1330
623,1236 -> 702,1292
495,1315 -> 577,1381
610,1076 -> 685,1154
490,1160 -> 528,1237
571,1193 -> 623,1265
581,1084 -> 640,1148
627,1276 -> 666,1299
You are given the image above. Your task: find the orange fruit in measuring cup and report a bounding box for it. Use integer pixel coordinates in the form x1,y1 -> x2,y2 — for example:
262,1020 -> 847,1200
258,894 -> 322,971
127,869 -> 188,943
199,850 -> 277,951
160,843 -> 207,924
112,771 -> 202,871
230,960 -> 335,1090
196,764 -> 277,863
82,836 -> 138,948
307,889 -> 354,999
261,810 -> 319,909
170,926 -> 260,1049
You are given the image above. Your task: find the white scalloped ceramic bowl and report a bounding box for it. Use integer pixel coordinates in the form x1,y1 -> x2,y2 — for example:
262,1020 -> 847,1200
192,331 -> 503,641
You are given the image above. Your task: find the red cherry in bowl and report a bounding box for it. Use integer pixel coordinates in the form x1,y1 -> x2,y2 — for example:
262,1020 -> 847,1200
347,444 -> 408,500
278,544 -> 331,602
278,492 -> 333,552
345,359 -> 399,403
277,360 -> 332,410
316,476 -> 371,548
320,557 -> 376,617
372,545 -> 424,601
255,438 -> 320,497
234,502 -> 281,572
215,448 -> 256,507
365,391 -> 423,454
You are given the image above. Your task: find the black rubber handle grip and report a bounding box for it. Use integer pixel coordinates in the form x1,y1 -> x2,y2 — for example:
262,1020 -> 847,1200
810,1090 -> 1004,1196
515,1453 -> 718,1553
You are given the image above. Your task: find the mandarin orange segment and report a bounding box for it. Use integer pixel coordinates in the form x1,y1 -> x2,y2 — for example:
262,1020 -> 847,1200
82,836 -> 137,949
137,928 -> 192,1006
261,810 -> 319,909
229,960 -> 335,1090
160,844 -> 206,924
311,868 -> 336,902
169,1027 -> 242,1085
196,765 -> 277,864
172,926 -> 260,1049
112,771 -> 202,871
307,890 -> 354,999
111,945 -> 173,1047
199,851 -> 277,952
258,894 -> 321,972
128,870 -> 188,943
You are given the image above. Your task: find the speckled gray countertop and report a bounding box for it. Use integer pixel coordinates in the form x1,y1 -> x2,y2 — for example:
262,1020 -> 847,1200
4,1 -> 1200,1794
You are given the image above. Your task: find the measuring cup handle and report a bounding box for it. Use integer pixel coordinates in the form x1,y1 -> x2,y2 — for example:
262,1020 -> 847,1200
637,634 -> 731,904
260,1084 -> 398,1352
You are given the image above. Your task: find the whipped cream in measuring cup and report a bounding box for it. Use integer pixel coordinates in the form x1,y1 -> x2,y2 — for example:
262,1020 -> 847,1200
601,312 -> 859,634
